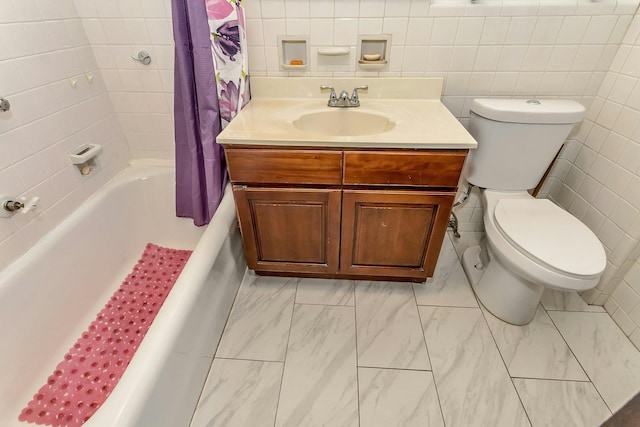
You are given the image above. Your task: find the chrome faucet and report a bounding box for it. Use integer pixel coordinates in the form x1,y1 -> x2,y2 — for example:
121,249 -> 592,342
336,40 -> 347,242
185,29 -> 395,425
320,85 -> 368,107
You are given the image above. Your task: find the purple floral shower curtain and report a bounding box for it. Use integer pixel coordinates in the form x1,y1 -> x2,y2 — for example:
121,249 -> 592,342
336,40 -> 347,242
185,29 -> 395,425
172,0 -> 248,226
206,0 -> 250,126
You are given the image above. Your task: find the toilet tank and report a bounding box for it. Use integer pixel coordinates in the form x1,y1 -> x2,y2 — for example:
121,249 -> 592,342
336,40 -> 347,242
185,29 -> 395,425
463,99 -> 585,191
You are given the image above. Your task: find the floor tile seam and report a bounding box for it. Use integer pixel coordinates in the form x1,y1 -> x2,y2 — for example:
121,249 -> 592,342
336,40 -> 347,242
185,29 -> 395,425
357,365 -> 433,373
408,285 -> 432,372
353,283 -> 362,427
212,268 -> 248,361
292,301 -> 355,308
543,308 -> 606,313
476,298 -> 534,427
214,356 -> 286,365
546,309 -> 615,415
413,292 -> 446,426
537,303 -> 591,382
415,302 -> 480,309
190,267 -> 249,426
272,277 -> 301,427
509,375 -> 594,384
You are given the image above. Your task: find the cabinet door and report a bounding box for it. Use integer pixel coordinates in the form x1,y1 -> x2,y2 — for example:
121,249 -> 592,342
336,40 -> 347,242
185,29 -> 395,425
233,186 -> 342,274
340,190 -> 454,280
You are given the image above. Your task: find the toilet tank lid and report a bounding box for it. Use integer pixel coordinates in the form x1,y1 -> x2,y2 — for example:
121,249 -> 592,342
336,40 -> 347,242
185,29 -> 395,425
471,98 -> 586,124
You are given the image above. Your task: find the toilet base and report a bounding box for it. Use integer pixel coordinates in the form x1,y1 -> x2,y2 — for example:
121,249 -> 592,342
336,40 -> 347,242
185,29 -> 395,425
462,244 -> 544,325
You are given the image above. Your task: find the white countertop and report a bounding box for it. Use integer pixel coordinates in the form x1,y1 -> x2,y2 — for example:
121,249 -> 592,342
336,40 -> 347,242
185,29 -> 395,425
217,77 -> 478,150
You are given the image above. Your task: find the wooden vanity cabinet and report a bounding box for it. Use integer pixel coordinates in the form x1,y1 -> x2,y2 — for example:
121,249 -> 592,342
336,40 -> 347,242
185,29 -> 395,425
225,146 -> 467,282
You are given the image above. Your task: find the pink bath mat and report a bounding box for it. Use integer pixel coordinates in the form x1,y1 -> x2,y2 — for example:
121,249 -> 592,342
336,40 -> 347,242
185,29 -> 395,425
18,243 -> 192,427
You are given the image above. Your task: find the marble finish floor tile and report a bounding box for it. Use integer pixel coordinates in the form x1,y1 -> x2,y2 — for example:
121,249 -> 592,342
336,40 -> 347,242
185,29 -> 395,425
296,277 -> 354,306
549,311 -> 640,412
448,231 -> 484,260
358,368 -> 444,427
215,272 -> 296,361
541,289 -> 605,312
275,304 -> 358,427
420,306 -> 530,427
190,358 -> 283,427
514,378 -> 611,427
414,235 -> 478,308
482,304 -> 588,381
356,281 -> 430,370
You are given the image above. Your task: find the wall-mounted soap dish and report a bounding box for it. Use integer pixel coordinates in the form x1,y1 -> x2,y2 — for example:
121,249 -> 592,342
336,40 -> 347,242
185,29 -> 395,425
278,35 -> 309,71
318,47 -> 350,56
69,143 -> 102,177
357,35 -> 391,71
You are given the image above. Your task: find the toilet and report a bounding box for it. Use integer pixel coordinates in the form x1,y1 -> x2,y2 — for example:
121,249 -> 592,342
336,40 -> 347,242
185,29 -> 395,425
461,98 -> 607,325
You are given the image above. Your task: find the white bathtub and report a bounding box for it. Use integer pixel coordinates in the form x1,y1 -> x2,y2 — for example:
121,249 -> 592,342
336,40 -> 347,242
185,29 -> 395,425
0,162 -> 246,427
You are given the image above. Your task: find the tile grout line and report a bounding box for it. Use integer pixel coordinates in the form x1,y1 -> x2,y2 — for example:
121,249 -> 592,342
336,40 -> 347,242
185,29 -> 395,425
214,356 -> 286,364
187,268 -> 249,427
271,277 -> 300,427
356,364 -> 433,372
412,284 -> 446,426
353,282 -> 362,427
476,298 -> 534,427
545,308 -> 615,416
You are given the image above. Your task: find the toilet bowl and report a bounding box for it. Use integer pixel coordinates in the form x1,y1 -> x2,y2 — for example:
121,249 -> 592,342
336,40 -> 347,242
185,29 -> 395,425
462,190 -> 606,325
459,98 -> 606,325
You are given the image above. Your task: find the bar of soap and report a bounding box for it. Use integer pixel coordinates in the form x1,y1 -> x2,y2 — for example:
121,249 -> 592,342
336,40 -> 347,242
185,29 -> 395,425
289,60 -> 303,65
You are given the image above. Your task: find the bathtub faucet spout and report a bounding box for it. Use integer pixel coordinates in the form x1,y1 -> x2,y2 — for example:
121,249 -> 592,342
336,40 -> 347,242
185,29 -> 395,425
4,200 -> 23,212
1,195 -> 39,217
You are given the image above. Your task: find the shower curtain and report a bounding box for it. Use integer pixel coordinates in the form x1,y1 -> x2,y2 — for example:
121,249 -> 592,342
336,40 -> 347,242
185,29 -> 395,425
172,0 -> 249,226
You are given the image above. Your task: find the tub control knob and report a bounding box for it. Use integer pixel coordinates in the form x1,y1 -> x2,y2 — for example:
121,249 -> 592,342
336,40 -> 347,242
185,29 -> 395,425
21,197 -> 39,214
0,195 -> 39,217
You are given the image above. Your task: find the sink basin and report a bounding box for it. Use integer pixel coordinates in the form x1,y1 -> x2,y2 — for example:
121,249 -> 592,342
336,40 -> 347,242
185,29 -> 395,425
293,110 -> 395,137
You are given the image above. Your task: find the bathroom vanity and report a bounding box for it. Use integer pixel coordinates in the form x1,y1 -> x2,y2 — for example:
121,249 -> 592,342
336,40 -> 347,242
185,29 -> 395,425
218,78 -> 477,282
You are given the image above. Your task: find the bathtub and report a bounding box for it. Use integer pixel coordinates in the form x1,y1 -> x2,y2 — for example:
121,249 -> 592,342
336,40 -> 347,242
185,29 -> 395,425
0,161 -> 246,427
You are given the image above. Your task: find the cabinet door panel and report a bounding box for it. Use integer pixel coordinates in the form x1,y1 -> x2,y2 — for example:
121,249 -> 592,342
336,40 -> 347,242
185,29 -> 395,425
233,186 -> 341,274
340,190 -> 454,280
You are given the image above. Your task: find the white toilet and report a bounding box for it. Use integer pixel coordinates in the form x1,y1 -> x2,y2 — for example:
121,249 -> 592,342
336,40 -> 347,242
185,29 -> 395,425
461,98 -> 607,325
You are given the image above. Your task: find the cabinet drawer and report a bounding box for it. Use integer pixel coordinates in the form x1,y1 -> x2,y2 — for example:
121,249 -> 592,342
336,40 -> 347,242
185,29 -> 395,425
225,148 -> 343,185
343,150 -> 467,187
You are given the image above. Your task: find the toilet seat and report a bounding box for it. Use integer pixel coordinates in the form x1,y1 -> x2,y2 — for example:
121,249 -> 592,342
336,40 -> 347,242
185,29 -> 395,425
481,190 -> 604,291
493,199 -> 606,277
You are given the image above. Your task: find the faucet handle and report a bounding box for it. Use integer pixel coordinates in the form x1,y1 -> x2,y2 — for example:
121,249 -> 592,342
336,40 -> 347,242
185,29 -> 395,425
351,85 -> 368,106
320,85 -> 337,106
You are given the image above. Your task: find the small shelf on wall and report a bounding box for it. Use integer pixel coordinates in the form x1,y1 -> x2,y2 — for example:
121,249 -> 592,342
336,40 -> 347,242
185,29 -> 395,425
357,35 -> 391,71
278,35 -> 310,71
317,47 -> 350,56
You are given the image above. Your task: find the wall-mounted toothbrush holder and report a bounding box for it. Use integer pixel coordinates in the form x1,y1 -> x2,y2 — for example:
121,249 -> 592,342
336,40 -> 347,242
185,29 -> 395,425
69,143 -> 102,177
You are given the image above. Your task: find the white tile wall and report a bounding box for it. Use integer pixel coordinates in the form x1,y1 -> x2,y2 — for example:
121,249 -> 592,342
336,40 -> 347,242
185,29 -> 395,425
606,257 -> 640,350
0,0 -> 128,270
246,0 -> 633,123
245,0 -> 638,232
4,0 -> 640,337
73,0 -> 175,159
540,9 -> 640,337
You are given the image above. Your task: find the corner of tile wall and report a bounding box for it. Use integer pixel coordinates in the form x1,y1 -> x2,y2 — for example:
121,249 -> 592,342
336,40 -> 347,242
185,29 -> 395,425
601,258 -> 640,349
243,0 -> 640,239
73,0 -> 175,159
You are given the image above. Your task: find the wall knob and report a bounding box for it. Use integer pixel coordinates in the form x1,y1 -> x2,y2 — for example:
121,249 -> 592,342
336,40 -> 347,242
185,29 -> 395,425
131,51 -> 152,65
0,97 -> 10,112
